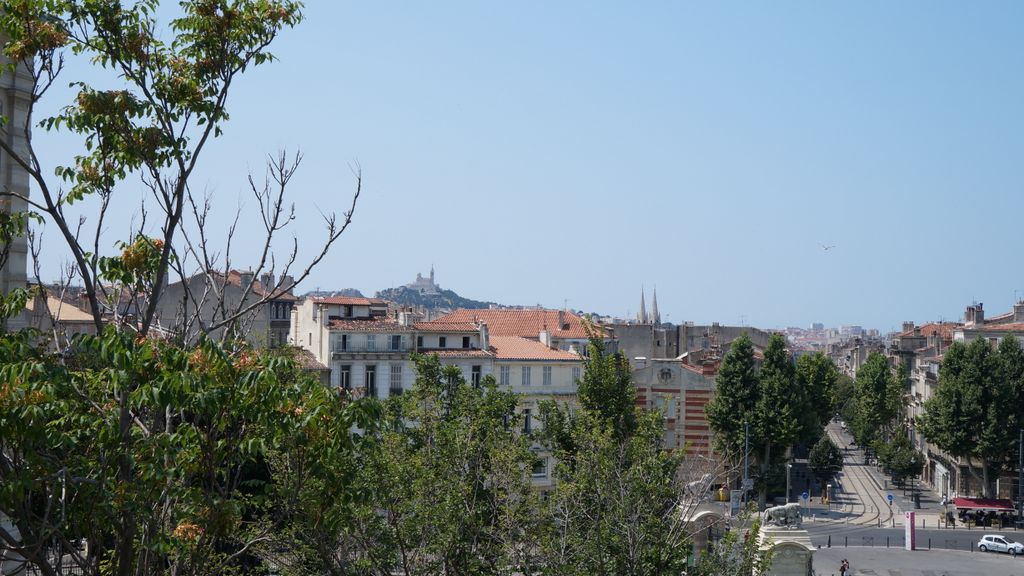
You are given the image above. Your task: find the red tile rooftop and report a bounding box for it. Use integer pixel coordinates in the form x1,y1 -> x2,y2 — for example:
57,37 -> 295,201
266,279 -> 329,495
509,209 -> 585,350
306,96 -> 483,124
327,317 -> 413,332
315,296 -> 386,306
419,349 -> 495,359
979,322 -> 1024,332
489,336 -> 581,361
222,270 -> 297,301
438,308 -> 596,339
413,321 -> 480,333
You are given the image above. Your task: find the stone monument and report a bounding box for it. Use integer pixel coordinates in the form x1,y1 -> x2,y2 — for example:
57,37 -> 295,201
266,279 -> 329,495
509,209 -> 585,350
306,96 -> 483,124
757,503 -> 815,576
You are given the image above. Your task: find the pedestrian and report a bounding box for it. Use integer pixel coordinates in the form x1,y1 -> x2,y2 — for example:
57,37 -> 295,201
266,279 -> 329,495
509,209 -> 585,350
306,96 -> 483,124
839,558 -> 849,576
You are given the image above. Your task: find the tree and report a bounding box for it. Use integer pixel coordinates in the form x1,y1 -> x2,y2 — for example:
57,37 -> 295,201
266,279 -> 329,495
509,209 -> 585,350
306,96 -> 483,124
795,352 -> 838,444
879,433 -> 924,486
832,374 -> 855,426
919,338 -> 1017,496
0,328 -> 370,576
538,336 -> 719,576
751,334 -> 800,505
705,333 -> 759,471
850,353 -> 901,448
0,0 -> 357,341
808,436 -> 844,489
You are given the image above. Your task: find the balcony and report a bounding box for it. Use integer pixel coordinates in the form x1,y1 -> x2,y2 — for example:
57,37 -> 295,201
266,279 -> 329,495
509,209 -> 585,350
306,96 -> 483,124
331,343 -> 409,357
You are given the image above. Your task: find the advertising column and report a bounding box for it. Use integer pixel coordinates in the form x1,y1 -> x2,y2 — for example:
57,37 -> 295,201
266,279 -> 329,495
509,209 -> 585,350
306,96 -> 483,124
904,511 -> 916,550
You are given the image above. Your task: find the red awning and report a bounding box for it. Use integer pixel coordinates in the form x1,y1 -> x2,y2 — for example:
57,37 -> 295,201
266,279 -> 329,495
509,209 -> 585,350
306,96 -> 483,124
951,497 -> 1015,511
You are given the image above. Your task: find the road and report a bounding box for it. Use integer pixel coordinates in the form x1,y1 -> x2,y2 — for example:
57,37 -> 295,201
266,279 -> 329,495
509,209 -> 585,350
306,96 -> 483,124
819,422 -> 895,526
813,547 -> 1024,576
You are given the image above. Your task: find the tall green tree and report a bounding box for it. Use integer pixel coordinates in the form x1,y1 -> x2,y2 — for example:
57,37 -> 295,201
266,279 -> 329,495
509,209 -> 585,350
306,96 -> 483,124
705,334 -> 759,469
850,353 -> 902,448
919,338 -> 1017,496
752,334 -> 801,506
795,352 -> 839,444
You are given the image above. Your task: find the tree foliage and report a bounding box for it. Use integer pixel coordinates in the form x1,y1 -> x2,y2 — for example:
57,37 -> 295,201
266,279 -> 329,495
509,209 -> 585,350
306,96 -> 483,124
918,337 -> 1023,496
849,353 -> 902,448
808,436 -> 844,488
877,433 -> 924,485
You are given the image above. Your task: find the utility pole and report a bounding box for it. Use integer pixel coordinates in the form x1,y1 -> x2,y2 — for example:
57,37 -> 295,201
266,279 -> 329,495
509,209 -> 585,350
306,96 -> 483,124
1018,428 -> 1023,523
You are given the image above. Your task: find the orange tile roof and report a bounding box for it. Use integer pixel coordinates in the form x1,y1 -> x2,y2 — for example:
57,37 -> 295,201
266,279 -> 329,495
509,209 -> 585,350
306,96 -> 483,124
222,270 -> 297,302
315,296 -> 386,306
490,336 -> 581,361
421,349 -> 495,359
898,322 -> 961,340
980,322 -> 1024,332
327,316 -> 412,333
413,321 -> 480,333
437,308 -> 595,339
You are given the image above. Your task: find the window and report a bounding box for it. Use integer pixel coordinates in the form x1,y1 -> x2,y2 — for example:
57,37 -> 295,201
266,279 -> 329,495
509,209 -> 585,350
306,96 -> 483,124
344,305 -> 353,317
542,366 -> 552,386
471,365 -> 482,387
417,336 -> 423,348
439,336 -> 447,348
367,334 -> 376,351
532,456 -> 547,477
390,364 -> 403,396
308,333 -> 312,346
462,336 -> 470,348
365,365 -> 377,398
572,366 -> 581,382
522,366 -> 531,386
339,365 -> 351,390
390,335 -> 402,351
523,409 -> 532,434
334,334 -> 348,351
499,366 -> 510,386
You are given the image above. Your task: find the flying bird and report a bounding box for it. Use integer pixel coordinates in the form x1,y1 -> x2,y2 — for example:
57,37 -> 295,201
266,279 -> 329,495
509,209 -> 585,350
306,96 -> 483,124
820,244 -> 836,251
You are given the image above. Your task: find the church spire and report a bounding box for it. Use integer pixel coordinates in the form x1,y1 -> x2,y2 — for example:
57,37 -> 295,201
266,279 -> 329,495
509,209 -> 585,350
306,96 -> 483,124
651,286 -> 660,325
638,287 -> 648,324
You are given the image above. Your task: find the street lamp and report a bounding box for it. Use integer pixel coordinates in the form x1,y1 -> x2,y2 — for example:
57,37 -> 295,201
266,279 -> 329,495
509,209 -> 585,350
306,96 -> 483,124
786,463 -> 793,504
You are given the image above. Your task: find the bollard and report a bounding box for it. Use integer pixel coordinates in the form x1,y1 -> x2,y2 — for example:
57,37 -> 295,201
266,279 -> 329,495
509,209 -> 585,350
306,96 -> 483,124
887,536 -> 890,548
928,537 -> 931,550
827,535 -> 831,548
892,517 -> 896,528
972,541 -> 974,552
845,536 -> 848,548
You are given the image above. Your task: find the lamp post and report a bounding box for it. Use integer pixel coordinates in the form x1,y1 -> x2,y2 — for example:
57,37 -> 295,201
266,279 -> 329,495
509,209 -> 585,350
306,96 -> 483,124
786,463 -> 793,504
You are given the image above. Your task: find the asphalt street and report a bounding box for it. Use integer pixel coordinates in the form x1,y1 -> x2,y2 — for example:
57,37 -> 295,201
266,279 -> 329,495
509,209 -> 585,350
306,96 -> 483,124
813,547 -> 1024,576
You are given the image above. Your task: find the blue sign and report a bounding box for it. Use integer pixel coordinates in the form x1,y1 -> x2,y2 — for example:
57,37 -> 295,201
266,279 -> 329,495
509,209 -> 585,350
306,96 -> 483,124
801,491 -> 809,501
887,493 -> 894,504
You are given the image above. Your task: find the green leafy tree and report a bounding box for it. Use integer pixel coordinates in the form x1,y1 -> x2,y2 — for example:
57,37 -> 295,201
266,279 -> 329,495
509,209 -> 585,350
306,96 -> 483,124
808,436 -> 844,489
280,353 -> 537,576
538,336 -> 718,576
919,338 -> 1016,496
795,352 -> 839,444
705,333 -> 759,471
752,334 -> 800,506
0,329 -> 366,576
879,433 -> 924,486
850,353 -> 901,448
832,374 -> 855,425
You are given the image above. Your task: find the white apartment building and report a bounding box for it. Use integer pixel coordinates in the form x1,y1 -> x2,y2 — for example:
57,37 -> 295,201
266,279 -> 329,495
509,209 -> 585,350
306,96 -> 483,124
291,302 -> 588,487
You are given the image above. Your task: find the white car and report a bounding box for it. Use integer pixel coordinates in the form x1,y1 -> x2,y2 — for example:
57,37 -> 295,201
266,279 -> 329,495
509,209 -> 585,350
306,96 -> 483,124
978,534 -> 1024,555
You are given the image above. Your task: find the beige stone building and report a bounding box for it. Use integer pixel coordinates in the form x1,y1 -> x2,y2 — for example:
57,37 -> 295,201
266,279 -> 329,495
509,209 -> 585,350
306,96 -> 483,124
0,52 -> 32,330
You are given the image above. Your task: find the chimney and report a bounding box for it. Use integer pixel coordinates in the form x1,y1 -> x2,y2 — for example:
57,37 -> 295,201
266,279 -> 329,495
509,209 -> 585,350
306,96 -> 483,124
539,329 -> 551,348
1015,301 -> 1024,322
260,272 -> 275,291
238,270 -> 255,288
479,321 -> 489,350
902,321 -> 914,334
279,274 -> 295,294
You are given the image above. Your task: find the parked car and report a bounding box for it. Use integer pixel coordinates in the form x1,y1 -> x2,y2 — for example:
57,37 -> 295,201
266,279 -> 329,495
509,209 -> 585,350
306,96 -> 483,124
978,534 -> 1024,555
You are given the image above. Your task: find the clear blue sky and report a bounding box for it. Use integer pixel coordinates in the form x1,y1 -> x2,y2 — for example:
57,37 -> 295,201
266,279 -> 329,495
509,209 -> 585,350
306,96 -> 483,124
32,1 -> 1024,331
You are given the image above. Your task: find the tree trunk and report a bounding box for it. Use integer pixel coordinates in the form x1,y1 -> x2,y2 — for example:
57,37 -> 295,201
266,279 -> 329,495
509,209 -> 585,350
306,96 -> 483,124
758,443 -> 771,509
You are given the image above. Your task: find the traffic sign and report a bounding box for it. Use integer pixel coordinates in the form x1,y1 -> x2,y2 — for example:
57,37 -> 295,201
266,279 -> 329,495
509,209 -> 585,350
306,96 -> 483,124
801,491 -> 809,501
741,479 -> 754,491
887,493 -> 894,505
